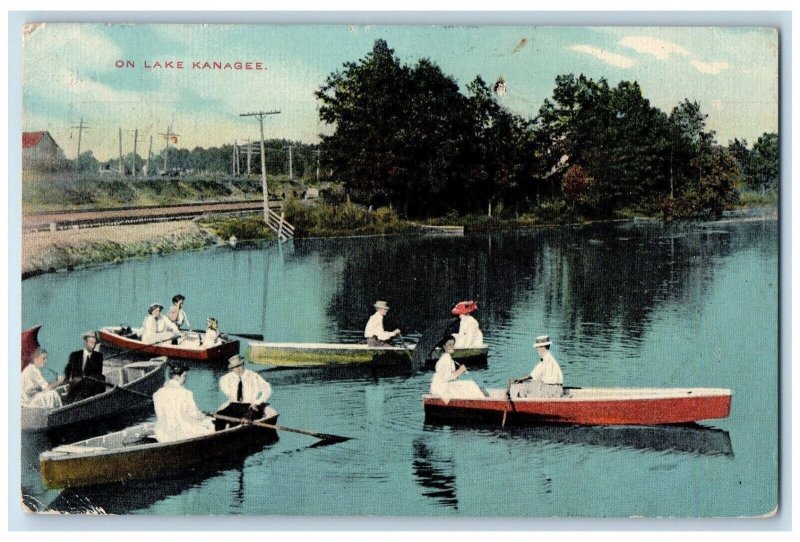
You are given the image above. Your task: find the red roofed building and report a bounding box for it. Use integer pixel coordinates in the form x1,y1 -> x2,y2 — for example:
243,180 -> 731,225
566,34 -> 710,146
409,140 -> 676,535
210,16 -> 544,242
22,131 -> 66,172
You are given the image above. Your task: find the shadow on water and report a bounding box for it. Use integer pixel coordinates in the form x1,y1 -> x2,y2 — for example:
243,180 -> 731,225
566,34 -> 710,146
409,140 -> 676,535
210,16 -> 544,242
42,438 -> 278,514
412,439 -> 459,510
425,421 -> 733,458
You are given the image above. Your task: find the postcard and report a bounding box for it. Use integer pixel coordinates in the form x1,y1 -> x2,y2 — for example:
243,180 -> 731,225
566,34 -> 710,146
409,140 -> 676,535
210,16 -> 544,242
18,23 -> 779,517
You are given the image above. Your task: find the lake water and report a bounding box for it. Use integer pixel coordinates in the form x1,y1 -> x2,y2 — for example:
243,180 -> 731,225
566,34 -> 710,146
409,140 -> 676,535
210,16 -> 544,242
20,218 -> 778,517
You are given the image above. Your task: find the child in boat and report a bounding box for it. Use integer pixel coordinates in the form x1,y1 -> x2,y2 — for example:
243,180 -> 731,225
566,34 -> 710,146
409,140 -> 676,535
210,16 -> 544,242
430,337 -> 484,404
202,317 -> 221,346
152,362 -> 215,442
451,300 -> 485,348
21,348 -> 64,409
512,335 -> 564,398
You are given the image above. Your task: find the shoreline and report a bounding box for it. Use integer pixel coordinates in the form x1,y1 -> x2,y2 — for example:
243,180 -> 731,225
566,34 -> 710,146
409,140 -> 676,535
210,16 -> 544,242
21,206 -> 778,281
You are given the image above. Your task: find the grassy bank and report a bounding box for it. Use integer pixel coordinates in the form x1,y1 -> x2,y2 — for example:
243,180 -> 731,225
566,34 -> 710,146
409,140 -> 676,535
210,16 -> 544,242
22,220 -> 220,279
282,199 -> 418,237
197,216 -> 278,242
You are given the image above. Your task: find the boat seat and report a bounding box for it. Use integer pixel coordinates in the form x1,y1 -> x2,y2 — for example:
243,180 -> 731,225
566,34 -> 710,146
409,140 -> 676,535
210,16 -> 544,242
53,444 -> 107,454
103,367 -> 125,386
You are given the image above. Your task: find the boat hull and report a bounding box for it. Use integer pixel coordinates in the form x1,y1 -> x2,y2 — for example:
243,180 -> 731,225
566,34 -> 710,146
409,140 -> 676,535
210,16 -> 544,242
423,387 -> 732,426
247,341 -> 487,368
41,414 -> 279,489
21,359 -> 167,432
99,326 -> 239,363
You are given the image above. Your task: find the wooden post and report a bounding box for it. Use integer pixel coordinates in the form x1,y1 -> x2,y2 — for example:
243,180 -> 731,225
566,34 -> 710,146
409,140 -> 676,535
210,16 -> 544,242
278,211 -> 286,241
118,127 -> 124,175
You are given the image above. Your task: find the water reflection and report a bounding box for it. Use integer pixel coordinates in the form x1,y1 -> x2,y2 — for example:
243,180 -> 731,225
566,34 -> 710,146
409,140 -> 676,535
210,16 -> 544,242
412,439 -> 458,510
426,421 -> 733,458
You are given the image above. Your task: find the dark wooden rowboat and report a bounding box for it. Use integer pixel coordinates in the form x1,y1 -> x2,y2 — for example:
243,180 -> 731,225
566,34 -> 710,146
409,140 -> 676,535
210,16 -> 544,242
22,358 -> 168,432
99,325 -> 239,363
247,341 -> 488,368
423,387 -> 732,426
40,411 -> 279,489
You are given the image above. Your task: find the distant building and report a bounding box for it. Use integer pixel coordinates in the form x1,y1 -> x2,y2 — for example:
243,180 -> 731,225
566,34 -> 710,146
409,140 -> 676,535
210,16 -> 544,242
22,131 -> 66,172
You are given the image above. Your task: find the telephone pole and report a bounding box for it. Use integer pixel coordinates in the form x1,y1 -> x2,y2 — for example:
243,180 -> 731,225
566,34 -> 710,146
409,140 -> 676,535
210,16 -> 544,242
239,110 -> 281,222
71,118 -> 89,173
146,135 -> 153,178
158,126 -> 179,175
246,138 -> 252,175
127,128 -> 142,176
118,128 -> 124,175
313,149 -> 321,182
286,144 -> 293,180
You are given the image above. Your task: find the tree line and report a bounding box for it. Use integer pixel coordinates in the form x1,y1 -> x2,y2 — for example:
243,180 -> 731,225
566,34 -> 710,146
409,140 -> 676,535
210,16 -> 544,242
71,139 -> 319,179
316,39 -> 779,219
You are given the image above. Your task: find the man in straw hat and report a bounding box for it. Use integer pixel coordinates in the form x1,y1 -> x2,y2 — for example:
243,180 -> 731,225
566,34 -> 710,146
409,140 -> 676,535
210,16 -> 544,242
512,335 -> 564,399
216,355 -> 276,430
63,330 -> 106,403
153,362 -> 215,442
141,302 -> 181,345
451,300 -> 485,348
364,300 -> 401,347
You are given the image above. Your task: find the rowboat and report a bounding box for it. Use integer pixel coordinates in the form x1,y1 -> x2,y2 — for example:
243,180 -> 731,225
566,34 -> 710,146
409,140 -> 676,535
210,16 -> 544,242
40,410 -> 279,489
98,325 -> 240,363
22,358 -> 168,432
423,387 -> 732,426
246,341 -> 488,368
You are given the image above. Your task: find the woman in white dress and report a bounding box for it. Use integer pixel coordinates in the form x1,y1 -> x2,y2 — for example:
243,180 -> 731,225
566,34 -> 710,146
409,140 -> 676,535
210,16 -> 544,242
21,348 -> 64,409
141,303 -> 180,345
451,300 -> 485,348
430,338 -> 484,403
152,363 -> 215,442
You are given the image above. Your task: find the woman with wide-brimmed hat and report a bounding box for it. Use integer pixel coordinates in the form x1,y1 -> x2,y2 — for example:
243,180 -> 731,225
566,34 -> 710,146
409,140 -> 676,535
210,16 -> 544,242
363,300 -> 401,347
430,336 -> 485,404
450,300 -> 485,348
141,303 -> 181,345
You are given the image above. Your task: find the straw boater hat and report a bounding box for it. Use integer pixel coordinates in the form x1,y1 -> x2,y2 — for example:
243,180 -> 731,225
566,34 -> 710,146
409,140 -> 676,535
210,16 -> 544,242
228,355 -> 244,369
374,301 -> 390,310
148,303 -> 163,314
451,301 -> 478,315
533,335 -> 551,348
81,330 -> 98,340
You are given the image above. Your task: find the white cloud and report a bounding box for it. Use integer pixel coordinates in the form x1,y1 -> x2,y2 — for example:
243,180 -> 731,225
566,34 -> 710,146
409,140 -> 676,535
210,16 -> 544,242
569,45 -> 635,68
690,60 -> 730,75
618,36 -> 690,60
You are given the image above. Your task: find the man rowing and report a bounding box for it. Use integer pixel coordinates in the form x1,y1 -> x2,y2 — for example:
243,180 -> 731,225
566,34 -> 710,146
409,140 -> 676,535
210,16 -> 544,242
451,300 -> 485,348
364,300 -> 401,347
63,330 -> 106,403
216,355 -> 277,430
511,335 -> 564,398
21,348 -> 64,409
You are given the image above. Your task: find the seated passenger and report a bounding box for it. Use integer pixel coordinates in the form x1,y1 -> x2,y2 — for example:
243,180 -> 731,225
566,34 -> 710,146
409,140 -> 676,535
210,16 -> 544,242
451,300 -> 485,348
430,337 -> 484,404
215,355 -> 277,430
152,362 -> 215,442
141,303 -> 180,345
202,317 -> 221,346
167,294 -> 191,330
21,348 -> 64,409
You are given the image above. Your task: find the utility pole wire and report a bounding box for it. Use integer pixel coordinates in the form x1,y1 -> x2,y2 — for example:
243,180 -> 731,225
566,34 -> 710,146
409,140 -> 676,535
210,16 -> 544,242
239,110 -> 281,222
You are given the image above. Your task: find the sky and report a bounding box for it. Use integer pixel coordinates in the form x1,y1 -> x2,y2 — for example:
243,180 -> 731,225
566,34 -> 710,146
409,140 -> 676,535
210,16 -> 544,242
22,24 -> 778,161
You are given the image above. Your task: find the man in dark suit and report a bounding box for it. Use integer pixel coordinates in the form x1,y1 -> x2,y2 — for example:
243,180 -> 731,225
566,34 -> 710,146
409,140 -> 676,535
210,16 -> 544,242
64,330 -> 106,403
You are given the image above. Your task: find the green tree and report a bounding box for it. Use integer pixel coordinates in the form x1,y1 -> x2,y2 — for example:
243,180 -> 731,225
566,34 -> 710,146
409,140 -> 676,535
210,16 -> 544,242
744,132 -> 778,190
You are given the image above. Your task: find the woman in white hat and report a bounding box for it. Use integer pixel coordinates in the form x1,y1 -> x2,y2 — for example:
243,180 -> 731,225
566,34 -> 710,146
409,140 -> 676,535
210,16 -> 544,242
513,335 -> 564,398
364,300 -> 401,347
141,303 -> 181,345
21,348 -> 64,409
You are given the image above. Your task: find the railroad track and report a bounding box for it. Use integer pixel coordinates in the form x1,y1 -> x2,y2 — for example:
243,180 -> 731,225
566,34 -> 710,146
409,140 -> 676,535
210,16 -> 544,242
23,200 -> 277,233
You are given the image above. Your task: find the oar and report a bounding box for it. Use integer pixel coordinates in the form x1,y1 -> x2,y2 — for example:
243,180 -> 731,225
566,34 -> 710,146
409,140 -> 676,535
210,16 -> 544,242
190,329 -> 264,341
397,332 -> 415,367
212,413 -> 351,444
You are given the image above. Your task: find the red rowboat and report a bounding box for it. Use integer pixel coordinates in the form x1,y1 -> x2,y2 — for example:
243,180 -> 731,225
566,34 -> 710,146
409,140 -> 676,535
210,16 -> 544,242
423,387 -> 732,426
98,326 -> 239,363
